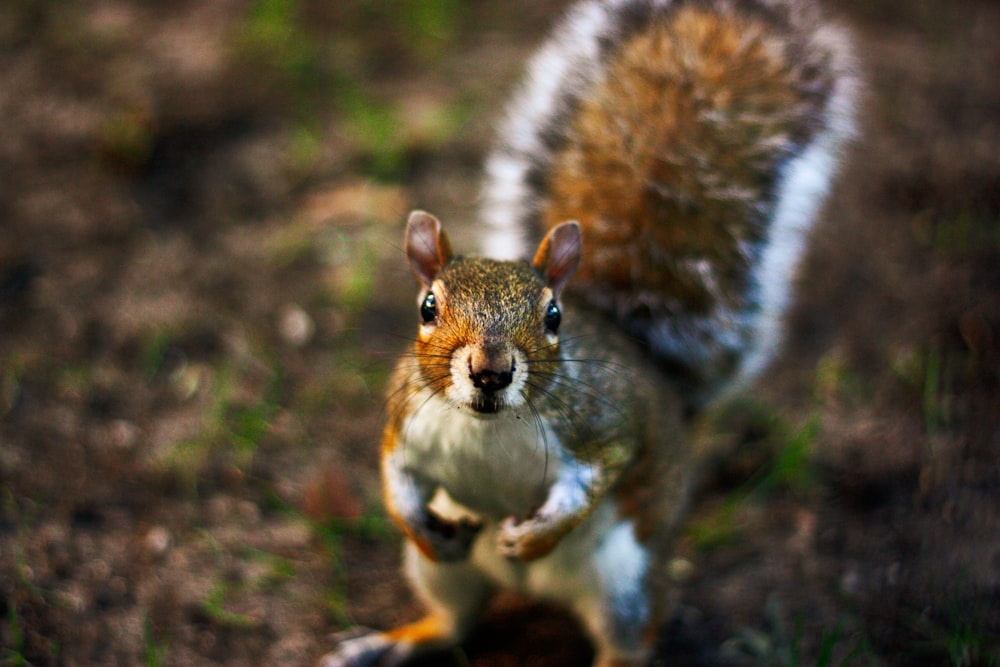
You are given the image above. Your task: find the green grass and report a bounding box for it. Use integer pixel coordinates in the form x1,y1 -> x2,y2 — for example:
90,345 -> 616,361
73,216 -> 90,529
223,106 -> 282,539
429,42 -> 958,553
913,618 -> 1000,666
1,604 -> 27,667
233,0 -> 470,181
255,480 -> 396,626
726,598 -> 878,667
310,520 -> 350,623
399,0 -> 465,58
100,107 -> 155,171
917,210 -> 1000,254
318,515 -> 395,625
150,340 -> 288,493
889,342 -> 963,436
813,348 -> 869,409
238,0 -> 321,81
142,614 -> 168,667
199,580 -> 260,630
0,358 -> 21,417
909,590 -> 1000,667
308,512 -> 397,626
239,546 -> 299,590
2,492 -> 61,666
195,532 -> 268,631
333,80 -> 470,181
321,227 -> 382,310
357,0 -> 466,61
686,412 -> 821,552
764,415 -> 820,493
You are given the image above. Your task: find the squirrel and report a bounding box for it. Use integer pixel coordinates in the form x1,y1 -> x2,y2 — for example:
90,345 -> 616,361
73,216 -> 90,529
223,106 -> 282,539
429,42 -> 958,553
320,1 -> 858,666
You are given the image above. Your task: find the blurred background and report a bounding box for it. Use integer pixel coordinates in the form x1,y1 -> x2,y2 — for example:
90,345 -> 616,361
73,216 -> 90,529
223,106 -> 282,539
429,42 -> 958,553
0,1 -> 997,665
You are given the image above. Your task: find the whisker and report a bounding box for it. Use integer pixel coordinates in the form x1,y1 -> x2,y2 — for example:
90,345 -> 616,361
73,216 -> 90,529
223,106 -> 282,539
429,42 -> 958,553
383,370 -> 452,411
523,378 -> 585,430
528,370 -> 629,419
525,331 -> 611,354
525,356 -> 632,373
522,380 -> 603,480
382,331 -> 457,355
522,393 -> 552,496
400,383 -> 452,469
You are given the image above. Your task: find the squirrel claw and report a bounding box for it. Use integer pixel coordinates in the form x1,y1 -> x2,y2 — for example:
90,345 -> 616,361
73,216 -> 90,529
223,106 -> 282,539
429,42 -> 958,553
496,517 -> 522,559
496,515 -> 559,561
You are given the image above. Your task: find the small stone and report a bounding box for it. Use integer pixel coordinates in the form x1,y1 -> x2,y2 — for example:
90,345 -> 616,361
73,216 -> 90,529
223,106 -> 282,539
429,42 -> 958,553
145,525 -> 171,557
840,568 -> 861,596
236,500 -> 261,526
279,304 -> 314,347
169,362 -> 207,400
667,557 -> 695,583
110,419 -> 140,450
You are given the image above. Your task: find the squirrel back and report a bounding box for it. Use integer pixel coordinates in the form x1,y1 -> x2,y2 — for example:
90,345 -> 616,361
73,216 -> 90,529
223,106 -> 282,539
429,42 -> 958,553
480,0 -> 859,406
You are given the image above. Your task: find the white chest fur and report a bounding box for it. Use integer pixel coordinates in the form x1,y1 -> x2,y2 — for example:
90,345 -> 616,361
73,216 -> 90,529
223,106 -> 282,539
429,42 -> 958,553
398,392 -> 561,519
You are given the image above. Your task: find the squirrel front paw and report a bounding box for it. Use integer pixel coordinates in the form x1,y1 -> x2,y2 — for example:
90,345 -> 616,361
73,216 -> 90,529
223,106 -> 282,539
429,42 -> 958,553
420,513 -> 483,562
496,515 -> 564,562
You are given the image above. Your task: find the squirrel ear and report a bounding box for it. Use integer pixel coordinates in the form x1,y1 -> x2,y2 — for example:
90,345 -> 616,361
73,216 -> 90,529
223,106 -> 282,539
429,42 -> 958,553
405,210 -> 453,287
532,221 -> 581,295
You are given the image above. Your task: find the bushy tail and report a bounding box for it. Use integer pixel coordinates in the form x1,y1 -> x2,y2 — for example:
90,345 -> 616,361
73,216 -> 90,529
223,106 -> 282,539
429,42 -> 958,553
480,0 -> 859,408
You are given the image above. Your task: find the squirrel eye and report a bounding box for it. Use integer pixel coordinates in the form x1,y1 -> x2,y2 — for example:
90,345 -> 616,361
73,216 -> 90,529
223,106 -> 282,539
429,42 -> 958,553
420,292 -> 437,324
544,300 -> 561,333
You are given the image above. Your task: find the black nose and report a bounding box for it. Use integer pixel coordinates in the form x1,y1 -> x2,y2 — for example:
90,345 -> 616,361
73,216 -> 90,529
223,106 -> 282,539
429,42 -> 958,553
470,366 -> 514,393
468,346 -> 514,394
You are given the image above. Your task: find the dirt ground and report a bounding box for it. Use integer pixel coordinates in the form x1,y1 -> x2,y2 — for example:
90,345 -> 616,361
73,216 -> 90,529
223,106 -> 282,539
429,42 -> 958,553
1,1 -> 998,666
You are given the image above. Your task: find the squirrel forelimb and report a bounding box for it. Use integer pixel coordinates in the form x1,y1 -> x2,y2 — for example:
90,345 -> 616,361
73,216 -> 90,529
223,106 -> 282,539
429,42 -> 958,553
382,445 -> 484,563
497,459 -> 609,561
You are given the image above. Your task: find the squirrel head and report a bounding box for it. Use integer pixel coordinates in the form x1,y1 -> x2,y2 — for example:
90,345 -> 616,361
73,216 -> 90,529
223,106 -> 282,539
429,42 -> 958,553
404,210 -> 581,416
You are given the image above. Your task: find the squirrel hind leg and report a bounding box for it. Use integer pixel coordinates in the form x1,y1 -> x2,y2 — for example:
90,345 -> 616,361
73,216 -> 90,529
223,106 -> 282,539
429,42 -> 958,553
317,614 -> 467,667
319,541 -> 492,667
562,521 -> 662,667
316,629 -> 398,667
317,616 -> 453,667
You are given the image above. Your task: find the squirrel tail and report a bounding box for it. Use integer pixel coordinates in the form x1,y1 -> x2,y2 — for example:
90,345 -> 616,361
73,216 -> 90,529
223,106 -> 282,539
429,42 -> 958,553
479,0 -> 860,407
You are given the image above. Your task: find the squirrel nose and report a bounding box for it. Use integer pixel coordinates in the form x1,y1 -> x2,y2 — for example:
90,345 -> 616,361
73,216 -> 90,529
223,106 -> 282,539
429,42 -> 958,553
468,347 -> 514,393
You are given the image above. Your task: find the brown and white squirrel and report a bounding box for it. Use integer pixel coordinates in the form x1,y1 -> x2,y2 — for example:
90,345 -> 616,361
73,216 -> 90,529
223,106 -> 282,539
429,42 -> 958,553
321,1 -> 858,665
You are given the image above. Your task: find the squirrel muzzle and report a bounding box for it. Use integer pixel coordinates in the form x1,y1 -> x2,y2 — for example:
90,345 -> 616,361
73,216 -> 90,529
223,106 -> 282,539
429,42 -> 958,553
466,342 -> 518,414
468,344 -> 515,398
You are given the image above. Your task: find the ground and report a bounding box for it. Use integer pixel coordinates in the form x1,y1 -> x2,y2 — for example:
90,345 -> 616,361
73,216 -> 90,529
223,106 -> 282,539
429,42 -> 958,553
1,1 -> 998,666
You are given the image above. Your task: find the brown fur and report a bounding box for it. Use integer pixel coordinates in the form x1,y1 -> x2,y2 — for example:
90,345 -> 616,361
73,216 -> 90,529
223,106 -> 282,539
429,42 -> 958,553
544,6 -> 824,316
